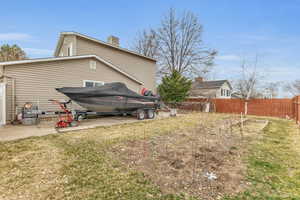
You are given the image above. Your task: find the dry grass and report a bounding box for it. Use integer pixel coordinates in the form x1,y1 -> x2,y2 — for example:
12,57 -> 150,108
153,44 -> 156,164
225,119 -> 300,199
1,113 -> 229,200
109,118 -> 267,200
0,139 -> 67,200
0,112 -> 293,200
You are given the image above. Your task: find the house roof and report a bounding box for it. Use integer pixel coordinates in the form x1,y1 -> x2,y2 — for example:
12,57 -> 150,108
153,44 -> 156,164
189,88 -> 218,98
231,92 -> 243,99
192,80 -> 232,90
54,31 -> 156,62
0,55 -> 143,85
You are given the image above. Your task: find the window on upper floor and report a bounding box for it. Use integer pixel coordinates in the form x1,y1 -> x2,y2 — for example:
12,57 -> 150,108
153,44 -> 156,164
227,90 -> 230,97
67,43 -> 73,56
89,60 -> 97,70
221,89 -> 225,96
221,89 -> 231,97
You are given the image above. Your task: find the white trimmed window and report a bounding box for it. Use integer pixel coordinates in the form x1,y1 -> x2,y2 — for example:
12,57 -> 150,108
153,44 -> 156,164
89,60 -> 97,70
67,43 -> 73,56
227,90 -> 230,97
83,80 -> 104,87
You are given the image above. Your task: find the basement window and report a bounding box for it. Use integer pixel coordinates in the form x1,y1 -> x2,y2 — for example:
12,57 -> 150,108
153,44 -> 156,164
83,80 -> 104,87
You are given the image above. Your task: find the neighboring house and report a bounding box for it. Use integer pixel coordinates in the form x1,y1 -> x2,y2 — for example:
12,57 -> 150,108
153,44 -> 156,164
189,77 -> 232,99
0,32 -> 156,125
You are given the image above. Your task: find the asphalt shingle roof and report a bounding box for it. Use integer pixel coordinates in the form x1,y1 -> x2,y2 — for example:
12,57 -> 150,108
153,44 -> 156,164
192,80 -> 229,89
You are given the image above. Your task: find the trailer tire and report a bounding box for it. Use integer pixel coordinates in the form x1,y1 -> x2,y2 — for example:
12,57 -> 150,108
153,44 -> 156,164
76,114 -> 85,122
147,109 -> 155,119
137,109 -> 146,120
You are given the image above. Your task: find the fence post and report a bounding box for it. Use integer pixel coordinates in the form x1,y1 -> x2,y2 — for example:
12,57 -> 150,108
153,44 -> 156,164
244,100 -> 248,115
295,96 -> 300,124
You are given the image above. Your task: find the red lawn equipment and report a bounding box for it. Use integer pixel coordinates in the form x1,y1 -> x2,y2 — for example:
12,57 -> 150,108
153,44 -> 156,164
49,99 -> 78,130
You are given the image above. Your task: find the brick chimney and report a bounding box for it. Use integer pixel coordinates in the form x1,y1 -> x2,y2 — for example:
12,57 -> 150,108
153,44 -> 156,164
195,77 -> 204,82
107,35 -> 119,47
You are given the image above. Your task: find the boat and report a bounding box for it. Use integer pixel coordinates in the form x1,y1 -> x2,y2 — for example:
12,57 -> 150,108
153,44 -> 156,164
56,82 -> 160,113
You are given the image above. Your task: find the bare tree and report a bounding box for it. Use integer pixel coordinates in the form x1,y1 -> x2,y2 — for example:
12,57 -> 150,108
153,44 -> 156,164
132,29 -> 159,59
157,8 -> 217,77
285,79 -> 300,96
132,8 -> 217,78
234,56 -> 264,114
263,82 -> 281,98
234,57 -> 263,100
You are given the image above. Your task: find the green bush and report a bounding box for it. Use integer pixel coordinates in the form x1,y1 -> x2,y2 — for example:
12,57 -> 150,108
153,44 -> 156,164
158,70 -> 192,107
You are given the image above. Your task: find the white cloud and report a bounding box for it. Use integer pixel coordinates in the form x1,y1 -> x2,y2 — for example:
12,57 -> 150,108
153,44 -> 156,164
217,54 -> 240,61
0,33 -> 32,41
24,48 -> 53,56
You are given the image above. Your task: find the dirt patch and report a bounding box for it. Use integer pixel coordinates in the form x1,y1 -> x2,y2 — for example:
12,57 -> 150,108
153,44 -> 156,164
110,119 -> 264,199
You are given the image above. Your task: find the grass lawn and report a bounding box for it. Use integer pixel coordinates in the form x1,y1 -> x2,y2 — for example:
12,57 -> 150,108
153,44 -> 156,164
225,119 -> 300,200
0,113 -> 299,200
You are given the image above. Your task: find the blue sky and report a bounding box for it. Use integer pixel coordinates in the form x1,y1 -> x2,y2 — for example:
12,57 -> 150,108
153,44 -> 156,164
0,0 -> 299,96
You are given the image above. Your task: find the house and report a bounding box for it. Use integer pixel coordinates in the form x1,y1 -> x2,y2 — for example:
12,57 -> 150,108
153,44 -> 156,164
189,77 -> 232,99
0,32 -> 156,125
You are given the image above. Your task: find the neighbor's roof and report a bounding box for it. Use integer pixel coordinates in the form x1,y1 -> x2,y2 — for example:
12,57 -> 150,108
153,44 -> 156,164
189,88 -> 218,98
192,80 -> 232,90
0,55 -> 143,85
54,31 -> 156,62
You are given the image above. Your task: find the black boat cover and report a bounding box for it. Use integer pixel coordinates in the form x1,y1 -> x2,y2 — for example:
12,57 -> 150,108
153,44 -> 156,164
56,82 -> 159,101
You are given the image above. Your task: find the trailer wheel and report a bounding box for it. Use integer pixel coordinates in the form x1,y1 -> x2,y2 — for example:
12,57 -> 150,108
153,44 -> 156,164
137,109 -> 146,120
147,109 -> 155,119
76,114 -> 85,122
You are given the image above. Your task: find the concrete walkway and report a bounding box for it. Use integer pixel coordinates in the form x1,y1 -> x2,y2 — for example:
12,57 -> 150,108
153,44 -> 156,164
0,112 -> 170,142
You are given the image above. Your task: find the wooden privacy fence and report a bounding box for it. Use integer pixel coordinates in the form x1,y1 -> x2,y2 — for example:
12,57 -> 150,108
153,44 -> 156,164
184,96 -> 300,123
293,96 -> 300,123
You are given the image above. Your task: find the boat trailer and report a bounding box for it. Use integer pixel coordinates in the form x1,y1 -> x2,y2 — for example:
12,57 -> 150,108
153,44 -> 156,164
21,99 -> 158,129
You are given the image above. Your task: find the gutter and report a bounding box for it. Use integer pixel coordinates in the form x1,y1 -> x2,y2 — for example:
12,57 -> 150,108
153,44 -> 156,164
0,55 -> 144,85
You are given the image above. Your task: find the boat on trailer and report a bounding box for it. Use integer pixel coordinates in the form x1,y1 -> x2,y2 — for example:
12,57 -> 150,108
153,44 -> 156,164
56,82 -> 160,120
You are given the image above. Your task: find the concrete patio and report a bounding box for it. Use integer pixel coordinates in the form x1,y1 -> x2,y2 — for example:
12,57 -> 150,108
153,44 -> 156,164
0,112 -> 171,142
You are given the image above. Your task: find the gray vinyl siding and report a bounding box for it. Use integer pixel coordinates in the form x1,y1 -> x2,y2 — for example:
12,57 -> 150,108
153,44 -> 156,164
75,37 -> 156,91
4,58 -> 141,121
